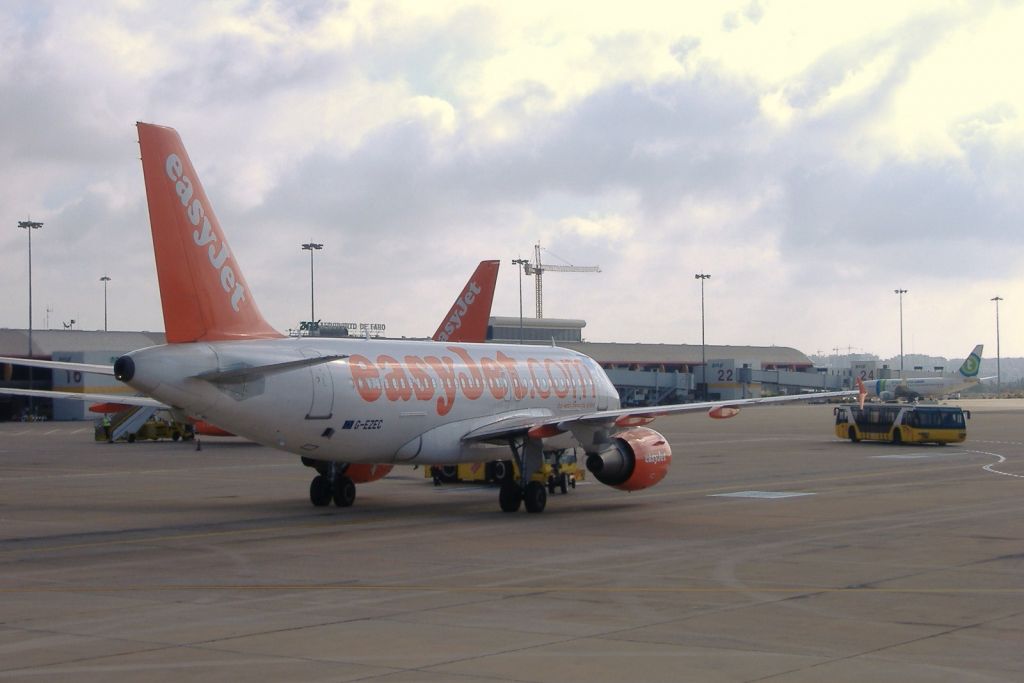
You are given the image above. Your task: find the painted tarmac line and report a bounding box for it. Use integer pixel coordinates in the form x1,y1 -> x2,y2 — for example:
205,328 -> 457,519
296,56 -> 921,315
709,490 -> 816,499
871,451 -> 965,460
968,449 -> 1024,479
1,583 -> 1020,595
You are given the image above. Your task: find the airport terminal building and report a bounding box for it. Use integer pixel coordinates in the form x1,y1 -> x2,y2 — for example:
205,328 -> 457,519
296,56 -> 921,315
488,317 -> 844,406
0,322 -> 848,421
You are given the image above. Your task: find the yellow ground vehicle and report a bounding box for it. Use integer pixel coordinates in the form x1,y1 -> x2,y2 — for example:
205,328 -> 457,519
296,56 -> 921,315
94,414 -> 194,443
426,450 -> 585,493
834,404 -> 969,445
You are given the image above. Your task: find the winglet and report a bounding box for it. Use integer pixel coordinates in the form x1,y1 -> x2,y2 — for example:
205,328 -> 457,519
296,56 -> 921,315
856,377 -> 867,409
432,260 -> 500,343
137,123 -> 282,343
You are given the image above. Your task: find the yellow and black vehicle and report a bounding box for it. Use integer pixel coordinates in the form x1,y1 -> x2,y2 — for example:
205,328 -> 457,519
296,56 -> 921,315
426,449 -> 584,493
94,409 -> 195,443
834,404 -> 969,445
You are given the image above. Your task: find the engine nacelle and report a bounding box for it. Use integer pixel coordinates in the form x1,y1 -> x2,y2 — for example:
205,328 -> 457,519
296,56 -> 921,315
879,391 -> 895,401
586,426 -> 672,491
708,405 -> 740,419
301,459 -> 393,484
345,463 -> 393,484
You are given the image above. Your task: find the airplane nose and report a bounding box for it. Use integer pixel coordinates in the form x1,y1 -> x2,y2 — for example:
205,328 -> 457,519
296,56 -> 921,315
113,355 -> 135,382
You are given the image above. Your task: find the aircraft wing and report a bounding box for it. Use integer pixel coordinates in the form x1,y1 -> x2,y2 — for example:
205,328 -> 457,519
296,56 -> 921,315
0,387 -> 167,408
461,388 -> 861,443
0,356 -> 115,375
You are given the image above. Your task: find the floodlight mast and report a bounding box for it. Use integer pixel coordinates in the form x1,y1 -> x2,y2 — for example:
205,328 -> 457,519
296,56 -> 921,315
695,273 -> 711,400
100,275 -> 111,331
894,288 -> 908,376
301,242 -> 324,328
991,296 -> 1003,393
18,219 -> 43,417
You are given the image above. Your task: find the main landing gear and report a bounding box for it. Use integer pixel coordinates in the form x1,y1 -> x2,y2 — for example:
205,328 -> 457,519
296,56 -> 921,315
500,438 -> 548,514
498,480 -> 548,513
304,459 -> 356,508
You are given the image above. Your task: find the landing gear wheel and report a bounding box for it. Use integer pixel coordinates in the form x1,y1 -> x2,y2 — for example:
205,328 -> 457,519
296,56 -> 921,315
524,481 -> 547,513
559,473 -> 569,494
491,460 -> 511,483
499,482 -> 522,513
309,475 -> 332,507
332,476 -> 356,507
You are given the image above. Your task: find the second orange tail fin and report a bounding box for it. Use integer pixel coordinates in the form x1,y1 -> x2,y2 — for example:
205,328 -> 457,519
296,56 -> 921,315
432,260 -> 500,343
137,123 -> 282,343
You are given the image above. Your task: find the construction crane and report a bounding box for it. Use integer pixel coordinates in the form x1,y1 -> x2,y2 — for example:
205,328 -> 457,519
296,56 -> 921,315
519,242 -> 600,318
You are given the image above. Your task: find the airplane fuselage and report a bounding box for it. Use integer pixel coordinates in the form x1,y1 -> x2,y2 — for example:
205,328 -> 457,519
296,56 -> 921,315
119,338 -> 619,465
865,376 -> 978,401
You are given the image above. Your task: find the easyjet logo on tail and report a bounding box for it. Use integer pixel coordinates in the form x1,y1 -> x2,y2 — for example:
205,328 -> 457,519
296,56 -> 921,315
164,154 -> 246,312
436,281 -> 482,342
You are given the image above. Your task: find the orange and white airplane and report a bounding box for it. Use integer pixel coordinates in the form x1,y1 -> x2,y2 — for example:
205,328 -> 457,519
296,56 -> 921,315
30,258 -> 500,437
0,123 -> 860,513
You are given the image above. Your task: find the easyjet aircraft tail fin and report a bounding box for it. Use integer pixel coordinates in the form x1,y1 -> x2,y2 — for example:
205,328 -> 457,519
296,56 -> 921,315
432,260 -> 500,343
136,122 -> 282,343
958,344 -> 983,378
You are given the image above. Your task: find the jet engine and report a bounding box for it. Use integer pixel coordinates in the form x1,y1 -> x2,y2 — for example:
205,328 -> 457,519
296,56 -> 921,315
345,463 -> 394,483
879,391 -> 896,401
301,459 -> 393,484
585,426 -> 672,491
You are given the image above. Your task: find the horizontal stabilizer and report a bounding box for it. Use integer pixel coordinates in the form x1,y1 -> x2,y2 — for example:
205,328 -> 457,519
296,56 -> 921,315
0,387 -> 166,408
194,354 -> 348,383
0,356 -> 115,375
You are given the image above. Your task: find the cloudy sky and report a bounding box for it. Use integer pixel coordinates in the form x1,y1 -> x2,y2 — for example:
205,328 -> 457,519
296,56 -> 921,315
1,0 -> 1021,360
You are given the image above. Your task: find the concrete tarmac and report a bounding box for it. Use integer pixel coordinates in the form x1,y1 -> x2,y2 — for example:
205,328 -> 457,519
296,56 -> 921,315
1,400 -> 1022,681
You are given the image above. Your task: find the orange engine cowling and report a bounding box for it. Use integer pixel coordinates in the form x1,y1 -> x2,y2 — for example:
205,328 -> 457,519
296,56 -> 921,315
586,426 -> 672,491
344,463 -> 393,484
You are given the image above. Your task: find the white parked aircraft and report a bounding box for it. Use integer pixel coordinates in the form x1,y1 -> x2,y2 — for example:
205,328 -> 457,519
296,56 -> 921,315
0,123 -> 861,513
861,345 -> 987,401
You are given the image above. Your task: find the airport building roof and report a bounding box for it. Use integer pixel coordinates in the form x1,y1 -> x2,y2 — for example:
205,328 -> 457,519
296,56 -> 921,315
0,329 -> 166,359
486,317 -> 811,369
559,341 -> 814,369
0,328 -> 813,370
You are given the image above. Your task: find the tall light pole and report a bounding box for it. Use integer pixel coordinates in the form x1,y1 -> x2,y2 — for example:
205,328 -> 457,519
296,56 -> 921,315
18,220 -> 42,417
512,258 -> 529,343
695,273 -> 711,400
991,296 -> 1003,394
301,242 -> 323,327
894,288 -> 908,376
100,275 -> 111,331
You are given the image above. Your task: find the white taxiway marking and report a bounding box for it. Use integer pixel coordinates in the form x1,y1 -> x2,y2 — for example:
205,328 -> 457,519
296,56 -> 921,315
967,450 -> 1024,479
709,491 -> 815,499
871,452 -> 963,460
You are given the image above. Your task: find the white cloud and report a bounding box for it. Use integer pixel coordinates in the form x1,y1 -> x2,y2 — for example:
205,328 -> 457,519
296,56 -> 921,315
0,0 -> 1022,359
